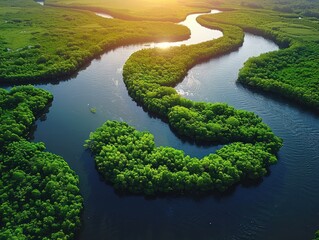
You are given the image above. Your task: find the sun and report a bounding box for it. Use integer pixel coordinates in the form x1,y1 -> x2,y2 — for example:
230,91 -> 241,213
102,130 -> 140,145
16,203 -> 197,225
156,42 -> 172,49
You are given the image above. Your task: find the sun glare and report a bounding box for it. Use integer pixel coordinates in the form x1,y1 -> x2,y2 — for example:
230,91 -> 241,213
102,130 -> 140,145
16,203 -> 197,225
156,42 -> 172,49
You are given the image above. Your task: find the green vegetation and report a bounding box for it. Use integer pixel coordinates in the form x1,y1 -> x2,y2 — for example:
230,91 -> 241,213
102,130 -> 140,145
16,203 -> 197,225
46,0 -> 212,22
168,103 -> 281,152
0,140 -> 82,240
0,0 -> 189,83
200,9 -> 319,110
90,107 -> 97,114
46,0 -> 319,21
0,86 -> 52,147
0,86 -> 83,239
85,121 -> 278,195
238,43 -> 319,109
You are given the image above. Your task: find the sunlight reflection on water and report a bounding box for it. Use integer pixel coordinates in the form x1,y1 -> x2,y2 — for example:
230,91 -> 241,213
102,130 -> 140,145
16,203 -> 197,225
95,10 -> 223,49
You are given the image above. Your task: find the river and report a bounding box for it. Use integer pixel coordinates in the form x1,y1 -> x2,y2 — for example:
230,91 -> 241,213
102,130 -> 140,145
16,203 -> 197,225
26,9 -> 319,240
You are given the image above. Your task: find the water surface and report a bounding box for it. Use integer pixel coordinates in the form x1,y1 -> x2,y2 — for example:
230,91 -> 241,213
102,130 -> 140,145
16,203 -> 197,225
34,0 -> 44,5
95,12 -> 113,19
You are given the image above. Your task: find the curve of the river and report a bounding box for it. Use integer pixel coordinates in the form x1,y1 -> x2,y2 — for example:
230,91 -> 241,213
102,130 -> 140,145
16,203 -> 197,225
27,10 -> 319,240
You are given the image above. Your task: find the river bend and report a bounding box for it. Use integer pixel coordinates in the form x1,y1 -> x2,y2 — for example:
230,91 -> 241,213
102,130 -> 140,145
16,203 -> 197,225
24,9 -> 319,240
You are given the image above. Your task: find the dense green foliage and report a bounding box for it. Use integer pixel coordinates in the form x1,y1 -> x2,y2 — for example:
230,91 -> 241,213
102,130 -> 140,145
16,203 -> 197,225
168,103 -> 281,152
0,86 -> 83,239
0,86 -> 52,147
200,9 -> 319,110
0,141 -> 82,240
85,121 -> 277,195
0,0 -> 189,83
238,43 -> 319,109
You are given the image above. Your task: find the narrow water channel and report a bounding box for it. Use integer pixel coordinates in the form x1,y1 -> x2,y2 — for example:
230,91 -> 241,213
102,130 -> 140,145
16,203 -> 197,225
26,9 -> 319,240
34,0 -> 44,6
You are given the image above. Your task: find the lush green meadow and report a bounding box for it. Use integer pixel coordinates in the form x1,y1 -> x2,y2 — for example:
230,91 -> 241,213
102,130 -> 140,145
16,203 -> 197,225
45,0 -> 319,21
0,0 -> 189,83
45,0 -> 212,22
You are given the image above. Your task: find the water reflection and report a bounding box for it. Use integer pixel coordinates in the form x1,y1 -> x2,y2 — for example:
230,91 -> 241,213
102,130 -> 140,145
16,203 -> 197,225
153,10 -> 223,48
34,0 -> 44,5
95,12 -> 113,19
95,10 -> 222,48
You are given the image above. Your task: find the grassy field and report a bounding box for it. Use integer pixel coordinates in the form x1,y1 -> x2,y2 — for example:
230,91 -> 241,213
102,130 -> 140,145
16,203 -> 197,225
45,0 -> 212,22
0,0 -> 189,83
46,0 -> 319,20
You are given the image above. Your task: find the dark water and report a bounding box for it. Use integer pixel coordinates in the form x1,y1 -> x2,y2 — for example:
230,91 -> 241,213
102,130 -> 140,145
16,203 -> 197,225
21,10 -> 319,240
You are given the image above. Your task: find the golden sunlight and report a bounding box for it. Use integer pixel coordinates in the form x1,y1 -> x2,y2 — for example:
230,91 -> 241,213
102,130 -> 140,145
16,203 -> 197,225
155,42 -> 172,49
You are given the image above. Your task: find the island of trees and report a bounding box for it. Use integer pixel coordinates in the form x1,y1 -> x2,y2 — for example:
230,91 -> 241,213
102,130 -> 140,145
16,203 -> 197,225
0,86 -> 83,239
85,121 -> 278,195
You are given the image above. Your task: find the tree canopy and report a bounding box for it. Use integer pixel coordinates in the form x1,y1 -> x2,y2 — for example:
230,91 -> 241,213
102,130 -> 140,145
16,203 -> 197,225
0,86 -> 83,239
0,141 -> 82,240
85,121 -> 278,195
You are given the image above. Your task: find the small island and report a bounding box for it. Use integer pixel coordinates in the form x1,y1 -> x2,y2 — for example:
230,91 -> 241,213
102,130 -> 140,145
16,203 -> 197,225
85,121 -> 279,195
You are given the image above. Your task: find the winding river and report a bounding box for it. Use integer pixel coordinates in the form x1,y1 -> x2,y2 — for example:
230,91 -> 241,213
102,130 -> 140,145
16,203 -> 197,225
26,9 -> 319,240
